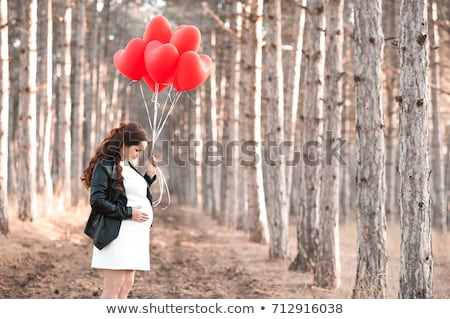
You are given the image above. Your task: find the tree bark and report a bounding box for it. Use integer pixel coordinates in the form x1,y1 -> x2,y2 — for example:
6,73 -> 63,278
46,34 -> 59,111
263,0 -> 290,259
242,0 -> 269,244
286,0 -> 306,222
290,0 -> 325,272
352,0 -> 387,298
219,0 -> 239,227
314,0 -> 344,289
397,0 -> 433,299
71,0 -> 86,206
0,0 -> 9,234
53,1 -> 72,209
382,0 -> 400,222
428,0 -> 446,232
17,0 -> 38,221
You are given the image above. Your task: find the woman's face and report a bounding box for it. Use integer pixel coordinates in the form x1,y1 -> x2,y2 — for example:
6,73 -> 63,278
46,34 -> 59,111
123,141 -> 147,163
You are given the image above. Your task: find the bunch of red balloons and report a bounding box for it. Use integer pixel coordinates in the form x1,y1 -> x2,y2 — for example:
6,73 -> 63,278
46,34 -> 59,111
113,15 -> 212,92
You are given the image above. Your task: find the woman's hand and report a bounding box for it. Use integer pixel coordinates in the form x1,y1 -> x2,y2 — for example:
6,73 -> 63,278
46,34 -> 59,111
146,155 -> 157,177
131,206 -> 148,222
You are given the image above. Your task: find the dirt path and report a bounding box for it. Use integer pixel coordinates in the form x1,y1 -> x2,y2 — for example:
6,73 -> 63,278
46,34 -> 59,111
0,203 -> 449,299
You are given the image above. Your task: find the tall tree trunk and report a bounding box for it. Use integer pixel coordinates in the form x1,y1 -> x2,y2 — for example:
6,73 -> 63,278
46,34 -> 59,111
289,0 -> 325,272
234,1 -> 247,231
17,0 -> 38,221
383,0 -> 400,222
243,0 -> 269,244
339,0 -> 353,224
263,0 -> 289,259
53,0 -> 72,208
429,0 -> 446,232
314,0 -> 344,289
83,2 -> 99,166
352,0 -> 387,299
397,0 -> 433,299
446,125 -> 450,229
219,0 -> 239,226
286,0 -> 306,219
203,27 -> 219,216
71,0 -> 86,206
0,0 -> 9,234
35,0 -> 53,212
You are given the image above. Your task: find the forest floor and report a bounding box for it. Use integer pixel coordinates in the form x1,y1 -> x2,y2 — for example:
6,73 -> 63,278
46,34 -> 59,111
0,198 -> 449,299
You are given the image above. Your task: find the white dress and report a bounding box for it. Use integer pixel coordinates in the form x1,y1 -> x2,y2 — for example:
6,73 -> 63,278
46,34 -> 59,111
91,161 -> 153,271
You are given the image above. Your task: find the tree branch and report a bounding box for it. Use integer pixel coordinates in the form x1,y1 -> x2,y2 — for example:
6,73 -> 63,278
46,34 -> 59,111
202,2 -> 234,36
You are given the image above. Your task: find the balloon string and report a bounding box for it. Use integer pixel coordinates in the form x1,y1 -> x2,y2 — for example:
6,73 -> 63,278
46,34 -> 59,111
152,166 -> 171,210
138,81 -> 154,132
154,91 -> 182,143
137,80 -> 176,209
151,84 -> 160,155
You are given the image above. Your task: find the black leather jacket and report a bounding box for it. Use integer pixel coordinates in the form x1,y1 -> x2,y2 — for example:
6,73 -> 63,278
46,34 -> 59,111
84,159 -> 156,250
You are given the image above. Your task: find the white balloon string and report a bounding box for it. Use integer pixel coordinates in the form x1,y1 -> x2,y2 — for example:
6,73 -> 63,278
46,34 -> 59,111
154,91 -> 182,143
156,86 -> 172,132
137,81 -> 175,209
138,81 -> 154,132
151,85 -> 160,155
152,166 -> 171,210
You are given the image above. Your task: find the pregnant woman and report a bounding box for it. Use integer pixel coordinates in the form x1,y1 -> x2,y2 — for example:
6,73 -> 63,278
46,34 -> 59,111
81,121 -> 157,299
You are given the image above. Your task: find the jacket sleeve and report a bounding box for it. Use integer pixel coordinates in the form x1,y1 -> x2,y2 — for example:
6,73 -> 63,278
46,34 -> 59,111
143,173 -> 157,205
90,164 -> 132,220
143,173 -> 157,186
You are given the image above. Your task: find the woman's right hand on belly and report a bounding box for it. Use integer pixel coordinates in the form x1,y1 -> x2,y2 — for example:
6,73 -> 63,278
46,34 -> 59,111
131,206 -> 149,222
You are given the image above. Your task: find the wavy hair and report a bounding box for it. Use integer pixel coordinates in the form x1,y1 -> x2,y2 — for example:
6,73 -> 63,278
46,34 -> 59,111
81,122 -> 148,189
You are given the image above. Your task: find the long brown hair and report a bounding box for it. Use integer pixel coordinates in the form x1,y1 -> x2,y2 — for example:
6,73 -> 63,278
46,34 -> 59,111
81,122 -> 148,189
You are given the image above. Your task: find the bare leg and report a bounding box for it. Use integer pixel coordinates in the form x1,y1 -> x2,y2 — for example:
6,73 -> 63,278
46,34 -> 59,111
118,270 -> 135,299
101,270 -> 126,299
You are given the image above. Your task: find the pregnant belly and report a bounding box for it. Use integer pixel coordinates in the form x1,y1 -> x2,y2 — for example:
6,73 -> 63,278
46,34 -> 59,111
127,199 -> 153,227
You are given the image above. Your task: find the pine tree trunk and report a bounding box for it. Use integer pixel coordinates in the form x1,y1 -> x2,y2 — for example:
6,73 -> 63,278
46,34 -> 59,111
203,27 -> 219,216
35,0 -> 53,212
71,0 -> 86,206
429,0 -> 446,232
285,0 -> 306,217
352,0 -> 387,299
397,0 -> 433,299
219,0 -> 238,226
53,1 -> 72,208
446,125 -> 450,229
235,1 -> 247,231
383,0 -> 400,222
263,0 -> 289,259
243,0 -> 269,244
83,3 -> 99,166
0,0 -> 9,234
339,0 -> 354,224
17,0 -> 38,221
314,0 -> 343,289
290,0 -> 325,272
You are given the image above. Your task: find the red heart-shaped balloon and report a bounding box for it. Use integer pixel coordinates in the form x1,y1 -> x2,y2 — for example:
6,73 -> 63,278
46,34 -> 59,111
143,15 -> 172,44
143,74 -> 170,93
113,38 -> 147,81
169,25 -> 201,55
144,41 -> 179,84
173,51 -> 212,92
